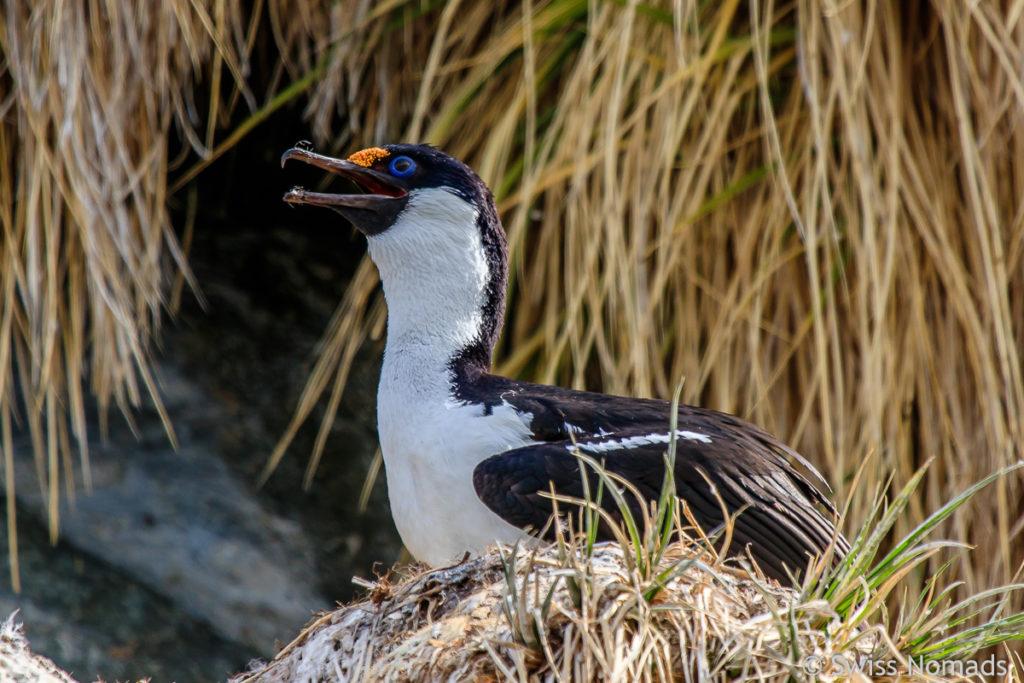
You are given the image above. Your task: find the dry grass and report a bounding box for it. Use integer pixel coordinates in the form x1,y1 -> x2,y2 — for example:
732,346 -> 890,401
267,0 -> 1024,627
0,0 -> 267,589
1,614 -> 79,683
233,545 -> 853,683
1,0 -> 1023,658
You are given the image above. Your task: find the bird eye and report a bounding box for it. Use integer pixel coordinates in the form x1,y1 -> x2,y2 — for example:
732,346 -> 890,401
389,156 -> 416,177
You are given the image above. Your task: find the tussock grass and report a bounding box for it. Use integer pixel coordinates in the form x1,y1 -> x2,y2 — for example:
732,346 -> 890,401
268,0 -> 1024,631
2,0 -> 1022,654
0,0 -> 272,590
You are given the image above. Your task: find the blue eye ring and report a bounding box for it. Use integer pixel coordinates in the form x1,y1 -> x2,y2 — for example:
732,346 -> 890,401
389,155 -> 416,177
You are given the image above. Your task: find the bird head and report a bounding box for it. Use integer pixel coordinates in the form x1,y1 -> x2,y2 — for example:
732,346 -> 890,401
281,143 -> 508,372
282,144 -> 480,233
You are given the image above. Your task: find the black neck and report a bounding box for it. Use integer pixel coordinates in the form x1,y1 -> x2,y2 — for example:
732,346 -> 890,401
453,186 -> 508,377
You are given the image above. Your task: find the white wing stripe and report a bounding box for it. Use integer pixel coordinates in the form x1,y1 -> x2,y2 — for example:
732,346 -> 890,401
568,430 -> 712,453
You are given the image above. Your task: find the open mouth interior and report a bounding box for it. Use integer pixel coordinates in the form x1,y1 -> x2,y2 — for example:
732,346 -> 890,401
348,175 -> 405,198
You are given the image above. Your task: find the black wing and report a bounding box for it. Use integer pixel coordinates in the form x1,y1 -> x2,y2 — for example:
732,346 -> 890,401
458,373 -> 834,496
466,377 -> 846,583
472,430 -> 845,582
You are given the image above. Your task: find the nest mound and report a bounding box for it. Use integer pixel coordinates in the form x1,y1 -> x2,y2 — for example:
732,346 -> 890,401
1,616 -> 79,683
233,543 -> 910,683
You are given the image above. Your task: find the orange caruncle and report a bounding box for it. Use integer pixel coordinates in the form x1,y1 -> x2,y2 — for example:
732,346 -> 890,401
348,147 -> 390,168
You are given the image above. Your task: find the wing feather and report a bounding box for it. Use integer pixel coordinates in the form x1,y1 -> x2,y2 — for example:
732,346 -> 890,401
473,429 -> 846,583
459,374 -> 846,583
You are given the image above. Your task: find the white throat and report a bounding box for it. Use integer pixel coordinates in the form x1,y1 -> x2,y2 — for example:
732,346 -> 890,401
367,187 -> 488,377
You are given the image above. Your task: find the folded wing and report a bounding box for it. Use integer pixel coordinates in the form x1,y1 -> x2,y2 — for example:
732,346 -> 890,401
472,423 -> 846,583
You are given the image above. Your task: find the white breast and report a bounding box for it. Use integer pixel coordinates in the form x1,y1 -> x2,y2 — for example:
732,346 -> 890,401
377,377 -> 535,565
367,187 -> 535,565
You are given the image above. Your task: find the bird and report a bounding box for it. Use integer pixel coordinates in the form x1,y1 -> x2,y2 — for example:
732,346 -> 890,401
281,142 -> 848,583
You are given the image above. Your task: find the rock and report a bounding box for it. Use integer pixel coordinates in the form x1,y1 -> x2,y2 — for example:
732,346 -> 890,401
10,364 -> 327,654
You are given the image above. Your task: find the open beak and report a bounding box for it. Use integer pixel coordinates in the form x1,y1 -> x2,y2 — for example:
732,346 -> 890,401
281,147 -> 406,207
281,147 -> 408,235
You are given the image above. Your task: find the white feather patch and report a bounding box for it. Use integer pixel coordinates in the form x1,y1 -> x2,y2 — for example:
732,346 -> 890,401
570,430 -> 712,454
